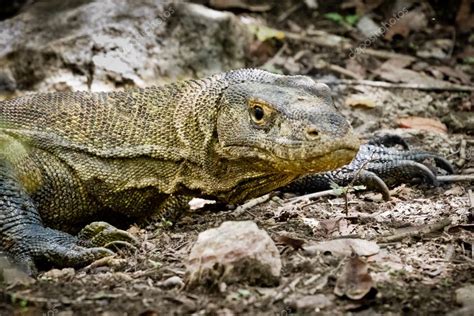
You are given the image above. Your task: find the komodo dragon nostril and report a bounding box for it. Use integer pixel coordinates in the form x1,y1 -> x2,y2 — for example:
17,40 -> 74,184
305,125 -> 320,140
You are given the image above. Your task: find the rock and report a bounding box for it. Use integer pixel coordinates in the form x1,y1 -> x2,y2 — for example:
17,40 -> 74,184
159,276 -> 184,289
0,0 -> 251,93
186,221 -> 281,287
455,284 -> 474,307
0,254 -> 35,285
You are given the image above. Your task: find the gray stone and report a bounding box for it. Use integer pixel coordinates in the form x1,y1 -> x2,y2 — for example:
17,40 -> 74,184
0,0 -> 251,93
186,221 -> 281,287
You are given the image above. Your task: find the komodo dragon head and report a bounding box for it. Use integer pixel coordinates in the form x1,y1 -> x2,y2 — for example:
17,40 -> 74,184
215,69 -> 360,175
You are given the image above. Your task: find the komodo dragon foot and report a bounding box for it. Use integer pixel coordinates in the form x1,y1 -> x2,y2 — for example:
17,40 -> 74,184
3,223 -> 138,275
283,135 -> 454,200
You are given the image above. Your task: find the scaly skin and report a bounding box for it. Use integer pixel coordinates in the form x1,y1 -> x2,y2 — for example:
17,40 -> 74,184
0,69 -> 451,273
0,69 -> 360,272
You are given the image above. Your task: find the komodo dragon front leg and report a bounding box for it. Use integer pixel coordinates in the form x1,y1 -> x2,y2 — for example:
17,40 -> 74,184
0,135 -> 138,274
284,135 -> 454,199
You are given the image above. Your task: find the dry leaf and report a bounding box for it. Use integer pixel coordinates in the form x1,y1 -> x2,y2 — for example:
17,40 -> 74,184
397,116 -> 448,134
188,198 -> 216,210
247,24 -> 286,42
275,235 -> 305,250
373,62 -> 448,86
334,255 -> 374,300
435,66 -> 471,85
456,0 -> 474,32
384,8 -> 427,41
345,94 -> 376,108
417,39 -> 454,60
303,238 -> 380,257
345,58 -> 367,78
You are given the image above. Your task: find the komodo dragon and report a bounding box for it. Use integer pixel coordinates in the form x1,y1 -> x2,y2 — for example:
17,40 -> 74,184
0,69 -> 452,273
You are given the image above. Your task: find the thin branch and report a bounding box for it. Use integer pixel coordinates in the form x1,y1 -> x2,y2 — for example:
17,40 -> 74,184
437,175 -> 474,182
287,189 -> 337,205
319,78 -> 474,92
233,193 -> 272,216
377,218 -> 452,243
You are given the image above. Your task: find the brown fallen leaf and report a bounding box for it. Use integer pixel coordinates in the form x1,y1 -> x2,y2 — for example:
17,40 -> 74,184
345,94 -> 376,108
373,61 -> 448,86
275,235 -> 305,250
343,0 -> 384,16
334,255 -> 374,300
397,116 -> 448,134
435,66 -> 471,85
303,238 -> 380,257
456,0 -> 474,32
384,8 -> 427,41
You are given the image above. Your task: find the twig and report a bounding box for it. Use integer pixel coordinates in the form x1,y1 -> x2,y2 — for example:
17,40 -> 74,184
233,193 -> 272,216
456,139 -> 467,167
437,175 -> 474,182
284,30 -> 352,49
277,2 -> 302,23
342,151 -> 376,215
287,189 -> 337,205
468,189 -> 473,208
261,43 -> 288,69
377,218 -> 452,243
319,78 -> 474,92
468,189 -> 473,219
361,48 -> 416,61
326,63 -> 363,80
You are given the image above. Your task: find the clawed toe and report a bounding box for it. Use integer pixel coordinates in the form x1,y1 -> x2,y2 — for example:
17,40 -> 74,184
77,221 -> 139,248
356,170 -> 390,200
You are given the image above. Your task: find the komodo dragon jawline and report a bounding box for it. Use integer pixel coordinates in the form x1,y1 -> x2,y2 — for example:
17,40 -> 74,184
0,69 -> 452,273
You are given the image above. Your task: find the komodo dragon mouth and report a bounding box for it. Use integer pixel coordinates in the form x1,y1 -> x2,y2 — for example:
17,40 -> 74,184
223,143 -> 359,175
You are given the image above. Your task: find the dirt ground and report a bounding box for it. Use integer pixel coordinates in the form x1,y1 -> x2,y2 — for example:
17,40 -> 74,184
0,1 -> 473,315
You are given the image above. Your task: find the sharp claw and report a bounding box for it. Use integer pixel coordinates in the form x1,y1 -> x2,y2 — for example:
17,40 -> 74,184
78,221 -> 139,247
401,160 -> 438,185
357,170 -> 391,201
392,150 -> 454,176
433,156 -> 454,174
103,240 -> 138,251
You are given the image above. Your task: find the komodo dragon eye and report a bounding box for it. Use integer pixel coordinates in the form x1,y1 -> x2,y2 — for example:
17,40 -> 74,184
248,99 -> 273,125
252,106 -> 264,122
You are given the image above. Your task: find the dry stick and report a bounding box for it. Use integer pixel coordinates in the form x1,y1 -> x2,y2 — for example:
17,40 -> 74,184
468,189 -> 474,218
276,2 -> 302,23
326,63 -> 363,80
287,189 -> 337,205
342,152 -> 376,215
361,48 -> 415,61
233,193 -> 272,217
456,139 -> 467,167
377,217 -> 452,243
261,43 -> 288,69
437,175 -> 474,182
320,79 -> 474,92
468,189 -> 474,208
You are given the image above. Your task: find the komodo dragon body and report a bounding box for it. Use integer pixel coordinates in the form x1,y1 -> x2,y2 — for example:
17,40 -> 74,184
0,69 -> 452,273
